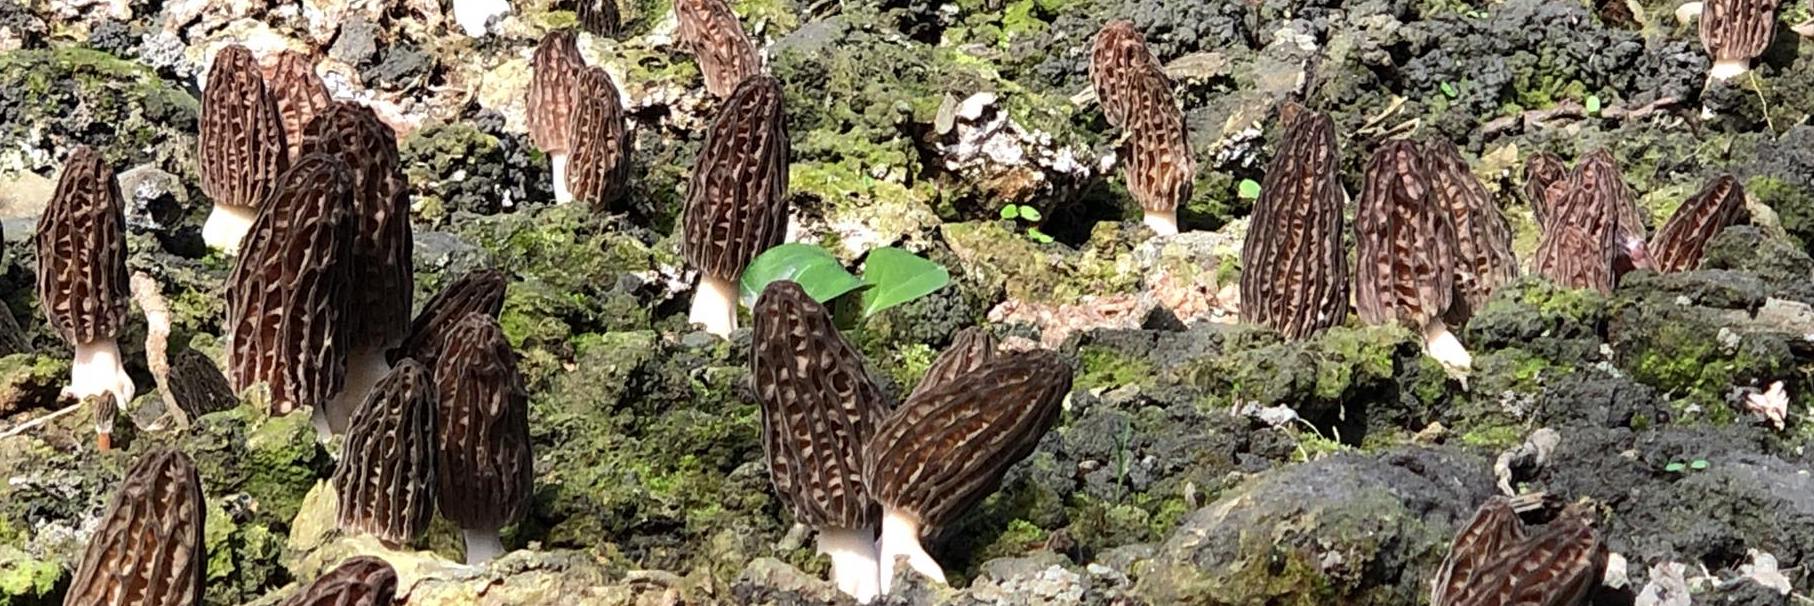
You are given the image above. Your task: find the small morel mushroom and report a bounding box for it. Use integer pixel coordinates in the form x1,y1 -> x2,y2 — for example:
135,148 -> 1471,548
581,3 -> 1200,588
675,0 -> 763,98
62,449 -> 204,606
577,0 -> 622,37
1581,150 -> 1652,277
1431,496 -> 1532,605
226,154 -> 355,419
1239,104 -> 1348,340
527,31 -> 585,203
1437,502 -> 1606,606
681,75 -> 789,338
1532,168 -> 1618,294
905,326 -> 995,402
91,393 -> 119,451
1353,141 -> 1467,373
1425,140 -> 1517,326
1089,20 -> 1196,235
333,359 -> 438,548
751,281 -> 889,602
1522,152 -> 1568,232
278,556 -> 397,606
1699,0 -> 1779,80
435,313 -> 533,566
167,348 -> 238,419
36,145 -> 134,418
266,51 -> 332,164
391,268 -> 508,367
566,66 -> 632,209
298,101 -> 414,434
864,350 -> 1072,594
1650,175 -> 1746,273
199,44 -> 289,254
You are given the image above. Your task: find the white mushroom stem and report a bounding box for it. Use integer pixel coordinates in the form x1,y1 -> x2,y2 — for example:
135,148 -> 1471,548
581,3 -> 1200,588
1143,210 -> 1179,236
462,528 -> 507,566
877,508 -> 945,596
320,347 -> 393,435
551,152 -> 573,204
68,339 -> 135,411
1709,59 -> 1750,81
689,275 -> 739,338
818,526 -> 881,604
1422,319 -> 1473,378
201,204 -> 259,255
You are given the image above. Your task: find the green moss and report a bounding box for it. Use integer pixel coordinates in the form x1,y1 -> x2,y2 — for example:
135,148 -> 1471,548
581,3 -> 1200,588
0,47 -> 199,171
243,409 -> 328,523
0,546 -> 62,604
1750,176 -> 1814,252
973,519 -> 1048,562
0,354 -> 69,415
1077,346 -> 1154,391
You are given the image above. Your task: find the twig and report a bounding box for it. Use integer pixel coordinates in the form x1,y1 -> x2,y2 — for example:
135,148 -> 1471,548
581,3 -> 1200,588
1478,97 -> 1679,137
1748,72 -> 1777,135
130,271 -> 186,429
0,401 -> 84,440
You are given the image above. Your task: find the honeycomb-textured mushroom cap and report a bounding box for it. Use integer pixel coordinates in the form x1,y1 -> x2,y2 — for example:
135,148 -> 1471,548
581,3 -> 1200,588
1651,175 -> 1746,273
1431,497 -> 1529,606
681,75 -> 789,337
168,348 -> 237,419
1699,0 -> 1780,79
266,51 -> 332,163
1425,140 -> 1517,325
1579,151 -> 1650,275
566,66 -> 632,209
278,556 -> 397,606
675,0 -> 763,97
906,326 -> 995,403
527,31 -> 584,155
1239,105 -> 1348,340
1440,506 -> 1605,606
200,44 -> 288,213
1523,152 -> 1568,230
391,268 -> 508,367
577,0 -> 622,37
226,154 -> 356,416
333,359 -> 439,547
63,449 -> 204,606
1354,140 -> 1455,329
434,313 -> 533,535
298,101 -> 414,352
1089,20 -> 1195,234
1089,20 -> 1160,129
1532,153 -> 1627,294
37,145 -> 129,346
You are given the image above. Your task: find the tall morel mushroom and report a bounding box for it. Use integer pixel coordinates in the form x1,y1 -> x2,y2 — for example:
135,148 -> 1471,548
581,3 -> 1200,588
435,313 -> 533,565
1353,141 -> 1467,372
751,281 -> 889,602
527,31 -> 585,203
333,359 -> 439,548
1522,152 -> 1568,233
1532,167 -> 1617,294
1650,175 -> 1746,273
278,556 -> 397,606
1434,500 -> 1606,606
226,154 -> 355,419
681,75 -> 789,338
1089,20 -> 1195,236
1425,140 -> 1517,326
864,350 -> 1073,594
1699,0 -> 1779,80
298,101 -> 414,434
1582,151 -> 1653,277
36,145 -> 134,417
391,268 -> 508,367
62,449 -> 204,606
1239,104 -> 1348,340
675,0 -> 763,97
266,51 -> 332,163
566,66 -> 632,209
199,44 -> 288,253
905,326 -> 995,402
577,0 -> 622,37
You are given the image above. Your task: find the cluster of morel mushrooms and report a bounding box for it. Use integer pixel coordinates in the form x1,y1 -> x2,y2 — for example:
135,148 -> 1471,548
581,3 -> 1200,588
24,1 -> 1778,603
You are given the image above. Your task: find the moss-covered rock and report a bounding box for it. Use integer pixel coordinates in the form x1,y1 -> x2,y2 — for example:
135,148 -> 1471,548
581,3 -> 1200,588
0,354 -> 65,419
0,47 -> 199,175
1609,271 -> 1794,422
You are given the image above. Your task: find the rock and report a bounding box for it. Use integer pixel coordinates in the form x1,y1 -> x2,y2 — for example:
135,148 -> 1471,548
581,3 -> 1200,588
116,164 -> 188,231
732,557 -> 850,606
0,354 -> 64,419
0,169 -> 52,240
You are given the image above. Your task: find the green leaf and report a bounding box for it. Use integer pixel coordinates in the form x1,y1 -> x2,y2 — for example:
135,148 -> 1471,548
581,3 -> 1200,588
1440,82 -> 1458,98
1664,462 -> 1686,473
860,247 -> 951,318
739,243 -> 866,307
1020,206 -> 1043,222
1027,227 -> 1055,244
1690,459 -> 1709,470
1238,179 -> 1262,199
1585,94 -> 1602,115
1000,204 -> 1020,220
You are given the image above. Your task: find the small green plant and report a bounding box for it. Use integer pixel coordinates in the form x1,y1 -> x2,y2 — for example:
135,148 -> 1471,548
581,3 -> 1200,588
1440,81 -> 1459,98
1664,459 -> 1711,473
739,243 -> 951,319
1585,94 -> 1602,116
1237,178 -> 1262,200
1001,203 -> 1054,243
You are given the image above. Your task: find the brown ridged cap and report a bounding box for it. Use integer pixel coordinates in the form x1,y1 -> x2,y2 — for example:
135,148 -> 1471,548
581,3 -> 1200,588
1425,140 -> 1517,325
1430,497 -> 1528,606
36,145 -> 129,346
333,359 -> 439,547
434,313 -> 533,533
1523,152 -> 1567,230
168,348 -> 238,419
267,51 -> 332,163
1239,105 -> 1348,340
1441,507 -> 1605,606
1533,153 -> 1627,293
751,281 -> 888,531
675,0 -> 763,97
299,101 -> 414,351
578,0 -> 622,37
278,556 -> 397,606
200,44 -> 288,211
63,449 -> 205,606
907,326 -> 995,403
1699,0 -> 1778,68
863,350 -> 1071,531
391,268 -> 508,367
1580,151 -> 1649,263
566,66 -> 632,209
226,154 -> 356,416
527,30 -> 584,154
1651,175 -> 1746,273
681,75 -> 789,282
1090,21 -> 1195,217
1353,141 -> 1455,329
1089,20 -> 1160,129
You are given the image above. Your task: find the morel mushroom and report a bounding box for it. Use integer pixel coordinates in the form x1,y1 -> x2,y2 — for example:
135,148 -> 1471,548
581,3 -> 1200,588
681,75 -> 789,338
577,0 -> 622,37
435,313 -> 533,565
1425,140 -> 1517,326
1089,20 -> 1196,235
675,0 -> 763,98
1650,175 -> 1746,273
278,556 -> 397,606
36,145 -> 134,419
864,350 -> 1072,594
906,326 -> 995,402
1533,151 -> 1650,293
63,449 -> 204,606
1581,150 -> 1653,277
298,101 -> 414,434
751,281 -> 889,602
1431,496 -> 1535,605
391,268 -> 508,367
226,154 -> 355,420
167,348 -> 238,419
1435,502 -> 1606,606
1353,141 -> 1469,373
1522,152 -> 1568,231
266,51 -> 332,163
333,359 -> 438,548
1699,0 -> 1779,80
527,31 -> 585,204
199,44 -> 288,254
566,66 -> 632,209
1239,104 -> 1348,340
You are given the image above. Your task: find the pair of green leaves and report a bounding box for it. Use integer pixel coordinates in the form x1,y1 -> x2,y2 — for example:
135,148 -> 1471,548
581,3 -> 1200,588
738,243 -> 951,318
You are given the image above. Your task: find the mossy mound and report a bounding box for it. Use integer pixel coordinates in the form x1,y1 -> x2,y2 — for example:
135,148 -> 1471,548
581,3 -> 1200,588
0,47 -> 198,174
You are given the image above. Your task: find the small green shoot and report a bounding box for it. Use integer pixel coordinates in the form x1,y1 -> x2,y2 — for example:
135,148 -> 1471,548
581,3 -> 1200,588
1665,462 -> 1686,473
1690,459 -> 1709,470
1440,81 -> 1458,98
1026,227 -> 1055,244
1585,94 -> 1602,116
1237,179 -> 1262,200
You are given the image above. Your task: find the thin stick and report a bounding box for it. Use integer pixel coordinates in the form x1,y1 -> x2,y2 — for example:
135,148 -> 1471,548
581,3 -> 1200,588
1748,72 -> 1776,135
0,402 -> 84,439
130,272 -> 186,429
